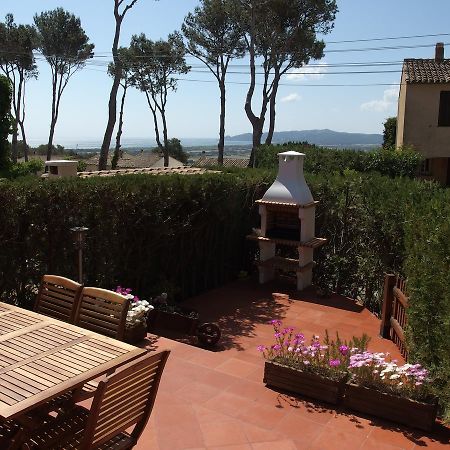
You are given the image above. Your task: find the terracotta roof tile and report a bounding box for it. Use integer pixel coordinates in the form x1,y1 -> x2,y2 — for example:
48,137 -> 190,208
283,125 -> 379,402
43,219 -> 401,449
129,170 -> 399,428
404,58 -> 450,83
78,167 -> 217,178
194,156 -> 249,168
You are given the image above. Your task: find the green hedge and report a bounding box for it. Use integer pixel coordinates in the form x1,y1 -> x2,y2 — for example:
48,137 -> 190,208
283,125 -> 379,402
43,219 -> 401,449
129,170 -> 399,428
255,142 -> 422,178
404,187 -> 450,418
0,168 -> 439,314
0,172 -> 268,309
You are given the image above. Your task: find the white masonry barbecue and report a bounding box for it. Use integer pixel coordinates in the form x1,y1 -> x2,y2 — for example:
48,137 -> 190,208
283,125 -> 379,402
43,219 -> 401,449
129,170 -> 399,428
248,151 -> 326,290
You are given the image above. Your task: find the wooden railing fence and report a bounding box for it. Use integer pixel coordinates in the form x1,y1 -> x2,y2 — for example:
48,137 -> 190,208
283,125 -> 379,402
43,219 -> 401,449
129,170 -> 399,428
380,274 -> 409,359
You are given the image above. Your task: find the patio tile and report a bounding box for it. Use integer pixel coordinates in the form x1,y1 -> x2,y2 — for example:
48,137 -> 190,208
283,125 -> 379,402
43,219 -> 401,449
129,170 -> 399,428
308,426 -> 368,449
237,400 -> 291,430
176,380 -> 222,404
242,422 -> 285,444
360,436 -> 410,449
325,411 -> 374,437
251,440 -> 297,450
137,279 -> 448,449
208,445 -> 253,450
215,358 -> 260,378
199,418 -> 249,447
203,391 -> 255,418
273,413 -> 325,446
367,426 -> 418,450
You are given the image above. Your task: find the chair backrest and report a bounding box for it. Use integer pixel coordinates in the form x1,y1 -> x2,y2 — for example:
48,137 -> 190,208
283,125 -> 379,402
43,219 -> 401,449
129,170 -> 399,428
81,350 -> 170,449
34,275 -> 83,323
74,287 -> 130,340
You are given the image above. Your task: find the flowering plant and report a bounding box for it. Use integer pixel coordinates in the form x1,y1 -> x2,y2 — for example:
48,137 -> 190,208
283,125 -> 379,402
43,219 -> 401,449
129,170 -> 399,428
115,286 -> 154,327
348,351 -> 431,401
258,320 -> 369,381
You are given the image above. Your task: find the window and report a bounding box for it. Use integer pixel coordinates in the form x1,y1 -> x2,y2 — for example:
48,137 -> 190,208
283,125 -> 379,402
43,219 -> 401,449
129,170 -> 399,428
419,158 -> 430,175
438,91 -> 450,126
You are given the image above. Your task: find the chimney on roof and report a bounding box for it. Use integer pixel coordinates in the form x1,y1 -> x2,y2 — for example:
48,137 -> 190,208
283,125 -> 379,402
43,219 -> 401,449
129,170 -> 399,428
435,42 -> 444,62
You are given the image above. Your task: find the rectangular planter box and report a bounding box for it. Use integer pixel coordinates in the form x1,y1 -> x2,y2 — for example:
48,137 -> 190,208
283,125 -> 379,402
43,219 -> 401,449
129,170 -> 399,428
147,309 -> 198,335
344,383 -> 437,431
263,361 -> 347,405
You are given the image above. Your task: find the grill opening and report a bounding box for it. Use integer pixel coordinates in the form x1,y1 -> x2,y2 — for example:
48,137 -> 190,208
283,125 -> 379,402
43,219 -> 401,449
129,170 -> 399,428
265,210 -> 300,241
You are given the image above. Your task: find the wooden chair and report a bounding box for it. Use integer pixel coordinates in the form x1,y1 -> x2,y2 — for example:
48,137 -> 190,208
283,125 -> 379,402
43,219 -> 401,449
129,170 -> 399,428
23,350 -> 170,450
0,419 -> 22,449
74,287 -> 130,340
34,275 -> 83,323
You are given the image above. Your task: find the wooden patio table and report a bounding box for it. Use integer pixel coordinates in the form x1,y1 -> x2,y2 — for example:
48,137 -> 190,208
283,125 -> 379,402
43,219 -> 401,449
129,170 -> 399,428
0,301 -> 146,424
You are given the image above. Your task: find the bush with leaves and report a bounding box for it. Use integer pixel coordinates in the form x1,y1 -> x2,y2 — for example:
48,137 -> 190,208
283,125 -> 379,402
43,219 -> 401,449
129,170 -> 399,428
255,142 -> 422,178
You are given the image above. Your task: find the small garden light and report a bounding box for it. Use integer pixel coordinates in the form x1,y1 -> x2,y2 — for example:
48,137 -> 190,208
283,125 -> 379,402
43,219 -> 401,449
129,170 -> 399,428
70,226 -> 88,283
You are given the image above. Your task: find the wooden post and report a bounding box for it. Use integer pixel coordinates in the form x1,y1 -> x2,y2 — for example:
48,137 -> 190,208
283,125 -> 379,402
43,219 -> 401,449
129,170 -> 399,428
380,274 -> 396,338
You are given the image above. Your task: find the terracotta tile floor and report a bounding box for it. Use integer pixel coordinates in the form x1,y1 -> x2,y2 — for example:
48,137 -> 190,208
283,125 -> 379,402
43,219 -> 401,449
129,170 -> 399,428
135,280 -> 449,450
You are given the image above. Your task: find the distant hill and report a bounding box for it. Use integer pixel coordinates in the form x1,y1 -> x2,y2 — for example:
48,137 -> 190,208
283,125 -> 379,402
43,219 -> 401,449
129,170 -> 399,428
226,129 -> 383,148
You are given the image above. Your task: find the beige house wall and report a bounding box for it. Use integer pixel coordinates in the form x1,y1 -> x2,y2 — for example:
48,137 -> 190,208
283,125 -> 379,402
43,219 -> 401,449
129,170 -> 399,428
396,72 -> 407,148
399,82 -> 450,158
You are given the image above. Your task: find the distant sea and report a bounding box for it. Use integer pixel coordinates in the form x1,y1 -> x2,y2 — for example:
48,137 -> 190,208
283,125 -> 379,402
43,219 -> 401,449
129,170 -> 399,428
28,138 -> 252,156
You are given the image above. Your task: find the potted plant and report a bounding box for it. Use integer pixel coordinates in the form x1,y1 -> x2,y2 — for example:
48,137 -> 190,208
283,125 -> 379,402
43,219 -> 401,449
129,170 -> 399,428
345,352 -> 437,431
147,293 -> 200,335
116,287 -> 154,344
259,320 -> 369,405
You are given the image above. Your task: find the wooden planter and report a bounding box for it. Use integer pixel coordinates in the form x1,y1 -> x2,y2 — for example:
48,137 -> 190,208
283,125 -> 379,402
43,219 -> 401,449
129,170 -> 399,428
124,321 -> 147,344
263,361 -> 347,405
147,309 -> 199,335
344,383 -> 438,431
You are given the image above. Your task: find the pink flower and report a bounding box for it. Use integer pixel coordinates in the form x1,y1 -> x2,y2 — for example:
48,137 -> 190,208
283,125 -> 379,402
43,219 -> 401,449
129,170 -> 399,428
329,359 -> 341,367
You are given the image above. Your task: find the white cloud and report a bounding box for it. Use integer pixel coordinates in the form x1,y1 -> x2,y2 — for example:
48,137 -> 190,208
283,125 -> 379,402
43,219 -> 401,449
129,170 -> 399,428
360,86 -> 398,112
281,93 -> 302,103
286,62 -> 328,81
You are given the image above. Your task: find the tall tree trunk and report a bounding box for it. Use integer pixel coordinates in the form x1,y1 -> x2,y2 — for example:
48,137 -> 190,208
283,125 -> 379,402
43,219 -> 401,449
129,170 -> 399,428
99,13 -> 123,170
266,73 -> 280,145
10,74 -> 20,163
218,79 -> 226,166
112,85 -> 127,169
144,91 -> 163,151
47,119 -> 56,162
47,72 -> 58,161
18,121 -> 29,162
11,128 -> 18,164
99,1 -> 139,170
18,81 -> 29,162
161,108 -> 169,167
245,5 -> 260,168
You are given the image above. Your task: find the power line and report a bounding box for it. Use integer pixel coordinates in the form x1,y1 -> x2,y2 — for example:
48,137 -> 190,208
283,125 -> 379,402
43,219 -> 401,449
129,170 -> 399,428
325,32 -> 450,44
325,42 -> 449,53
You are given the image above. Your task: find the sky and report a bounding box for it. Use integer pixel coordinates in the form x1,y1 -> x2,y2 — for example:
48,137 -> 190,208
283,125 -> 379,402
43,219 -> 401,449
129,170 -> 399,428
2,0 -> 450,147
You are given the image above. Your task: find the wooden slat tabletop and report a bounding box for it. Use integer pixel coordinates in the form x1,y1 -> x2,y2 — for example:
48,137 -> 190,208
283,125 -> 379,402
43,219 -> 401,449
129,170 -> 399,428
0,302 -> 146,419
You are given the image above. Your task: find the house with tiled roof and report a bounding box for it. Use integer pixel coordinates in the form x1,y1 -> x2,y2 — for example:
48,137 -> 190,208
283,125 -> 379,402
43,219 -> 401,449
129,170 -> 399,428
194,156 -> 250,168
396,43 -> 450,185
84,151 -> 184,171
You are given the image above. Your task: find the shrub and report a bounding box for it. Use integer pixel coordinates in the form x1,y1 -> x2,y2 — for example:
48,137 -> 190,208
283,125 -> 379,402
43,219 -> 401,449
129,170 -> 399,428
404,186 -> 450,418
254,142 -> 422,178
0,159 -> 44,179
0,172 -> 268,309
77,160 -> 87,172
